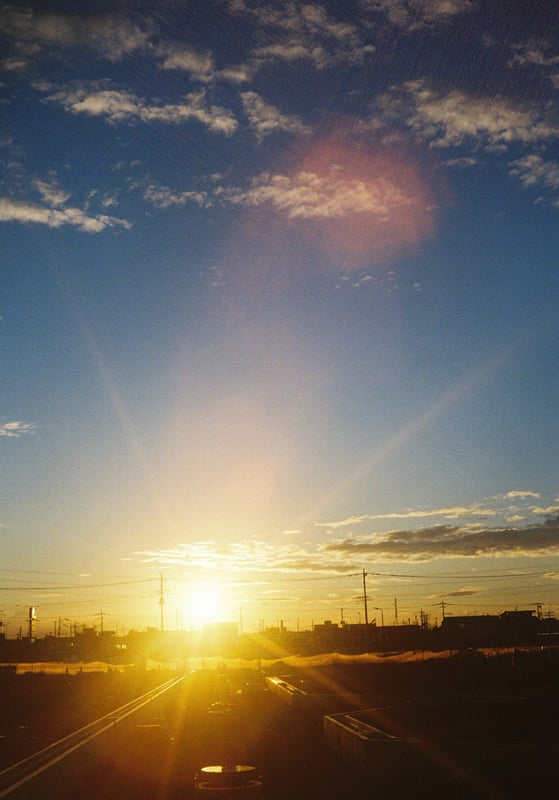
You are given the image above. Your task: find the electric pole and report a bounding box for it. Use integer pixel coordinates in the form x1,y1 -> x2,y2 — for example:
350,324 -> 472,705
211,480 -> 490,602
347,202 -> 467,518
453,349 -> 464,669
362,569 -> 369,625
159,573 -> 165,632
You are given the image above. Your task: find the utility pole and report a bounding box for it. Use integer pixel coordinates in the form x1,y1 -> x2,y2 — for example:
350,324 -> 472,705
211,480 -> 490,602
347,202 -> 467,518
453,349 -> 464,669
362,569 -> 369,625
93,611 -> 106,633
159,573 -> 165,632
394,597 -> 398,625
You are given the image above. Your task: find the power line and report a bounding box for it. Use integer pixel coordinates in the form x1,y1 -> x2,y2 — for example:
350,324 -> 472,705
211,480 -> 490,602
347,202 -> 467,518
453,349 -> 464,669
0,578 -> 157,591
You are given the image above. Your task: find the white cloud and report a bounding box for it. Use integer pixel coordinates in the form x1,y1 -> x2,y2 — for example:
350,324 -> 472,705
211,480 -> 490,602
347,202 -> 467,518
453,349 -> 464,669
0,197 -> 131,233
365,0 -> 475,30
1,57 -> 28,72
325,515 -> 559,562
379,79 -> 559,148
509,154 -> 559,195
219,169 -> 412,220
0,421 -> 36,438
315,515 -> 369,529
504,490 -> 541,500
241,91 -> 311,141
33,179 -> 70,207
316,505 -> 497,529
508,39 -> 559,69
0,6 -> 151,62
230,1 -> 373,69
218,63 -> 256,84
43,85 -> 238,135
156,43 -> 214,81
144,184 -> 210,209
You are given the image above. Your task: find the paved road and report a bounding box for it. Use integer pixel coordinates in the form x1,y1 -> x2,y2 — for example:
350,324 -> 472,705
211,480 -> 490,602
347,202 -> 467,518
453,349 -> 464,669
2,667 -> 557,799
0,676 -> 184,799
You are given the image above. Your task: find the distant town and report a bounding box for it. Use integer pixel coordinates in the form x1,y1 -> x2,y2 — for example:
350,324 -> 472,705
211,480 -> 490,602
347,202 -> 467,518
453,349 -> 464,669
1,606 -> 558,666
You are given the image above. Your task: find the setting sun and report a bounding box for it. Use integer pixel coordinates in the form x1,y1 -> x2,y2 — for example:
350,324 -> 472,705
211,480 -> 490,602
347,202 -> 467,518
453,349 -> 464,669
181,584 -> 230,630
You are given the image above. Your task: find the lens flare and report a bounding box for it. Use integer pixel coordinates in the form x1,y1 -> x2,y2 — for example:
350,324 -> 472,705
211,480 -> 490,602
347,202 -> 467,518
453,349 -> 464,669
293,136 -> 437,269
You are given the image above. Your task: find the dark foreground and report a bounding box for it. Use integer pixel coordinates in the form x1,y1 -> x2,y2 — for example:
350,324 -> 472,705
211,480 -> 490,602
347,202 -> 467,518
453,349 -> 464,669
1,650 -> 558,799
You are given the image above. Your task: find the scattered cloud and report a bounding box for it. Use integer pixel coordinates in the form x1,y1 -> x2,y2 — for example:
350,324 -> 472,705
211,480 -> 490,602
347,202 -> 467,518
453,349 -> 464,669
241,91 -> 311,141
42,85 -> 238,135
378,79 -> 559,149
155,43 -> 215,81
429,588 -> 481,598
504,490 -> 541,500
316,505 -> 498,528
229,1 -> 374,69
325,516 -> 559,562
143,184 -> 210,209
0,6 -> 152,62
135,508 -> 559,573
366,0 -> 475,30
33,178 -> 70,207
509,154 -> 559,204
315,515 -> 369,529
0,197 -> 131,233
1,57 -> 28,72
218,169 -> 413,220
508,39 -> 559,69
0,420 -> 36,438
442,156 -> 478,168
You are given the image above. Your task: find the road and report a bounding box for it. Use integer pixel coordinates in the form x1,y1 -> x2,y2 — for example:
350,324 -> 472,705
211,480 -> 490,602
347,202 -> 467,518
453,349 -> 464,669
1,663 -> 558,799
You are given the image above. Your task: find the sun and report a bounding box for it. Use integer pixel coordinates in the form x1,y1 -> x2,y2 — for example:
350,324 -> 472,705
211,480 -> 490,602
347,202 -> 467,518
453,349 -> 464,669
182,583 -> 229,629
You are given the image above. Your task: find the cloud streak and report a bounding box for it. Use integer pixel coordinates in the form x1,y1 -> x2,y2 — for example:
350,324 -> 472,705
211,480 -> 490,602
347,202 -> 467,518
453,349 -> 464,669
325,516 -> 559,562
219,167 -> 415,220
0,6 -> 151,62
241,92 -> 311,140
378,79 -> 559,149
0,197 -> 130,233
0,421 -> 37,438
42,85 -> 238,135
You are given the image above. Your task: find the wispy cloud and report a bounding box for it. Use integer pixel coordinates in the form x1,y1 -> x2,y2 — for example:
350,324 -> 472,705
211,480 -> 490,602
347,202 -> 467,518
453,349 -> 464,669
508,39 -> 559,69
155,42 -> 215,81
0,197 -> 130,233
230,1 -> 374,69
316,505 -> 498,528
241,91 -> 311,141
143,184 -> 210,209
509,154 -> 559,206
33,179 -> 71,207
42,84 -> 238,135
134,503 -> 559,573
366,0 -> 475,30
0,420 -> 36,438
0,6 -> 152,62
325,516 -> 559,562
378,79 -> 559,149
504,490 -> 541,500
218,169 -> 413,219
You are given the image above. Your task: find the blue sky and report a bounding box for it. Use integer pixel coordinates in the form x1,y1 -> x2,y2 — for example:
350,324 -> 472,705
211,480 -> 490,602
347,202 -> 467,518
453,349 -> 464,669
1,0 -> 558,636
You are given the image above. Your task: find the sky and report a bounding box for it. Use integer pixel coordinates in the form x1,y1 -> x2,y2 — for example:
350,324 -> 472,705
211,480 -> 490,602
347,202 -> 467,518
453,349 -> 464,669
1,0 -> 558,638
